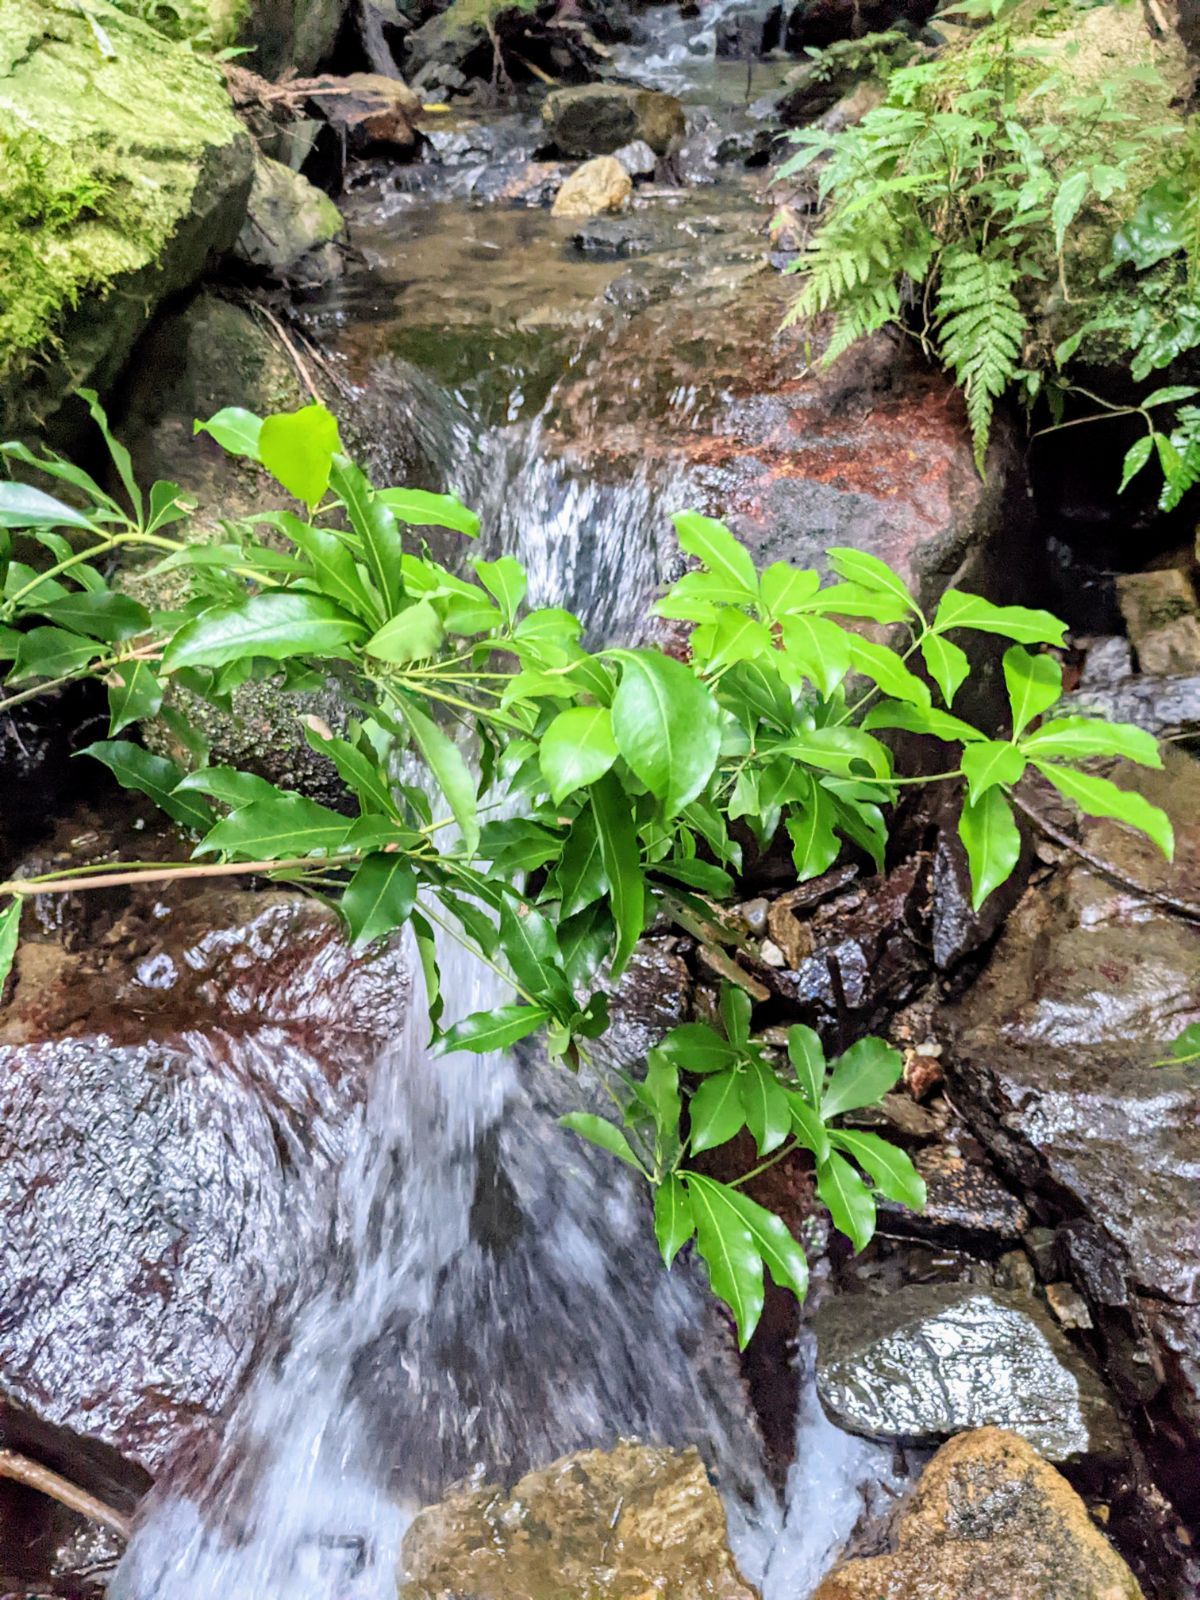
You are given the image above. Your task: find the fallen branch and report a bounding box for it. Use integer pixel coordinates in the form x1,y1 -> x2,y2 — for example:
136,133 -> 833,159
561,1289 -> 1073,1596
1011,792 -> 1200,923
0,1449 -> 132,1540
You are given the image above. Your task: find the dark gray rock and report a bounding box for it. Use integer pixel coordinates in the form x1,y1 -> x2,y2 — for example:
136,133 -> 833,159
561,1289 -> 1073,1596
541,84 -> 686,158
813,1283 -> 1125,1462
233,151 -> 345,285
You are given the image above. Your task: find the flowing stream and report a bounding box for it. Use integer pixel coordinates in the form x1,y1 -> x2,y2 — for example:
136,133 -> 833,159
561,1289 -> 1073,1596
113,14 -> 900,1596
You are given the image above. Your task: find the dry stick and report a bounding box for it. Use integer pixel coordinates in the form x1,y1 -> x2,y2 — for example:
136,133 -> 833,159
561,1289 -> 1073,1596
253,303 -> 321,403
1011,792 -> 1200,923
0,1450 -> 132,1540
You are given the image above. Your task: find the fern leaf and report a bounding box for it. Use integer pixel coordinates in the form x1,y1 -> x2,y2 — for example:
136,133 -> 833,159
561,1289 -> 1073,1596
935,249 -> 1026,473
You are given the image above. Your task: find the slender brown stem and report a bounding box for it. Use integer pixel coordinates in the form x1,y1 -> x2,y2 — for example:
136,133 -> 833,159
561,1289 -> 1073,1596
1011,792 -> 1200,923
0,854 -> 360,898
0,1449 -> 132,1540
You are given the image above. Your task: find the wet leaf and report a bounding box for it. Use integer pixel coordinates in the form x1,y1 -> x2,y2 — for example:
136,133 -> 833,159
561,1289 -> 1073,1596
685,1173 -> 765,1348
673,511 -> 758,598
688,1067 -> 746,1153
259,404 -> 343,508
1003,646 -> 1062,737
816,1151 -> 877,1252
1035,762 -> 1174,858
654,1175 -> 694,1266
934,590 -> 1066,645
341,853 -> 417,946
958,786 -> 1022,909
741,1055 -> 791,1156
821,1037 -> 903,1120
0,898 -> 22,991
163,593 -> 365,672
438,1004 -> 550,1055
106,660 -> 162,735
560,1112 -> 645,1170
82,740 -> 213,831
610,649 -> 721,816
961,739 -> 1026,803
366,599 -> 445,664
786,1024 -> 826,1108
589,771 -> 644,975
920,633 -> 971,707
0,482 -> 97,530
539,705 -> 618,803
1020,716 -> 1161,768
831,1129 -> 927,1210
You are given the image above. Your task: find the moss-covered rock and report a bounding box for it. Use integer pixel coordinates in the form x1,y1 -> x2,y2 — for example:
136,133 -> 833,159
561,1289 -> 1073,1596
0,0 -> 253,436
113,0 -> 347,72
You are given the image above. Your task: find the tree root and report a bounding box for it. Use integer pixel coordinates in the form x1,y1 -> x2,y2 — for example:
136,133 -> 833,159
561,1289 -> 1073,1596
0,1449 -> 132,1540
1011,792 -> 1200,923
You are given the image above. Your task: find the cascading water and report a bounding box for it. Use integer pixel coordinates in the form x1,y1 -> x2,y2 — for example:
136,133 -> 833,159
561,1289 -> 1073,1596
115,16 -> 898,1589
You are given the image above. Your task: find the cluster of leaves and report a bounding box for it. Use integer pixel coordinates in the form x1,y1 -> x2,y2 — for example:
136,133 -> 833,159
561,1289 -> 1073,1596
778,0 -> 1200,491
0,397 -> 1173,1335
568,992 -> 925,1344
1157,1022 -> 1200,1068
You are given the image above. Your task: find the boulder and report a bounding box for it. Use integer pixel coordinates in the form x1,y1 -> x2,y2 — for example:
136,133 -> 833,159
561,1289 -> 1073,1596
1115,568 -> 1200,675
812,1283 -> 1125,1463
0,868 -> 407,1479
813,1428 -> 1143,1600
233,149 -> 345,284
238,0 -> 349,76
400,1442 -> 755,1600
551,155 -> 633,219
0,0 -> 253,437
542,84 -> 686,158
304,71 -> 422,155
937,751 -> 1200,1490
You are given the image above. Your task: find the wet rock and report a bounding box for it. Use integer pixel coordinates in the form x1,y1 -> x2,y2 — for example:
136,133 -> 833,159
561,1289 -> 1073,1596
939,751 -> 1200,1459
572,213 -> 666,257
542,84 -> 686,158
613,138 -> 658,177
1046,1282 -> 1094,1331
236,0 -> 349,76
552,156 -> 632,219
603,942 -> 691,1065
1061,671 -> 1200,737
305,71 -> 422,155
1115,568 -> 1200,674
0,0 -> 253,438
877,1144 -> 1030,1250
812,1283 -> 1125,1462
399,1441 -> 755,1600
0,881 -> 407,1477
233,150 -> 346,285
778,29 -> 914,124
813,1428 -> 1143,1600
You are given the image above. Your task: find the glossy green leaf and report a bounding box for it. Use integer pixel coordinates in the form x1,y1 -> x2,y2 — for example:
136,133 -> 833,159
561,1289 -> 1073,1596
721,984 -> 752,1047
652,858 -> 734,898
1035,762 -> 1174,858
827,548 -> 917,612
848,636 -> 931,708
786,1091 -> 831,1163
0,481 -> 97,530
803,583 -> 914,624
438,1004 -> 550,1055
163,593 -> 365,672
786,1024 -> 826,1108
0,898 -> 22,991
540,705 -> 618,803
786,778 -> 842,881
365,600 -> 445,664
473,556 -> 527,622
341,853 -> 417,945
688,1067 -> 746,1153
41,592 -> 151,642
276,515 -> 376,622
780,614 -> 852,697
831,1129 -> 927,1210
1003,645 -> 1062,737
588,772 -> 644,974
560,1112 -> 646,1171
961,739 -> 1026,803
655,1022 -> 740,1075
816,1151 -> 877,1252
10,627 -> 101,682
610,649 -> 721,816
761,562 -> 821,618
673,510 -> 758,597
199,791 -> 358,858
654,1175 -> 694,1267
82,740 -> 213,831
685,1173 -> 765,1347
194,406 -> 263,460
499,899 -> 575,1016
699,609 -> 774,674
862,699 -> 986,743
397,696 -> 479,854
717,1181 -> 809,1301
934,590 -> 1066,645
330,456 -> 404,618
741,1055 -> 791,1156
259,404 -> 343,508
958,786 -> 1023,909
304,728 -> 396,816
377,486 -> 480,537
106,659 -> 163,735
1020,717 -> 1162,768
821,1036 -> 903,1120
1118,433 -> 1154,493
173,766 -> 280,808
920,632 -> 970,707
776,726 -> 892,779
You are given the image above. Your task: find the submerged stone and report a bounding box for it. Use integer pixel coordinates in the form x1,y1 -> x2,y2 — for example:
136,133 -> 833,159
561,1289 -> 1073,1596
552,156 -> 633,219
814,1428 -> 1143,1600
400,1441 -> 756,1600
0,0 -> 252,435
542,84 -> 687,158
812,1283 -> 1125,1462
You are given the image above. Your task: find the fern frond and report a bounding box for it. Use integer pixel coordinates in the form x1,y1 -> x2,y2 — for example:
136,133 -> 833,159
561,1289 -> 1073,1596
935,248 -> 1026,473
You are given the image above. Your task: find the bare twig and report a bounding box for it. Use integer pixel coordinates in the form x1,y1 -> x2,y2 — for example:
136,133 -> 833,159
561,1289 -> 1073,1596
252,303 -> 321,403
1011,792 -> 1200,923
0,1450 -> 132,1540
0,855 -> 352,899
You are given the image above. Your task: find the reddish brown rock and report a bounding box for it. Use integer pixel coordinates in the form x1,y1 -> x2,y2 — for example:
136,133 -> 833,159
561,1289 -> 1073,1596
0,877 -> 407,1481
305,72 -> 422,155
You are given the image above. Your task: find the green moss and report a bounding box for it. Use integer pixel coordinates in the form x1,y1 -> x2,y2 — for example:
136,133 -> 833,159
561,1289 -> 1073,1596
108,0 -> 250,49
0,0 -> 250,422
